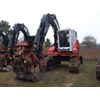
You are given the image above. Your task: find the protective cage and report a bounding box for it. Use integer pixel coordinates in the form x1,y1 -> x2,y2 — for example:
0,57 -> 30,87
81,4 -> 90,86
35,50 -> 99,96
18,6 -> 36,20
57,29 -> 77,52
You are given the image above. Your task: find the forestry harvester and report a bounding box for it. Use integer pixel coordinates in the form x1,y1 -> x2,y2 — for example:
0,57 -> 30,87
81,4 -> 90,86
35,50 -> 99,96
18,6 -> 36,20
96,59 -> 100,80
0,30 -> 10,71
34,13 -> 83,73
8,23 -> 37,81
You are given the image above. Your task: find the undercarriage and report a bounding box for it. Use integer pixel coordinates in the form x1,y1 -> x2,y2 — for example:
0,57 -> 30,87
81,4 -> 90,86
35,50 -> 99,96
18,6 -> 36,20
39,55 -> 83,73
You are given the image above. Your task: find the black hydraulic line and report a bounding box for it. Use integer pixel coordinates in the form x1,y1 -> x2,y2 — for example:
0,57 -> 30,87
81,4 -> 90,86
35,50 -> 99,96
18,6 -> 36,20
34,13 -> 60,60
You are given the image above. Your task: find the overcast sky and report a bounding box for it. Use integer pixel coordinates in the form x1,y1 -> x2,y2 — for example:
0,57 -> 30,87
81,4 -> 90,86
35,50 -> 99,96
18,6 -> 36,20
0,0 -> 100,43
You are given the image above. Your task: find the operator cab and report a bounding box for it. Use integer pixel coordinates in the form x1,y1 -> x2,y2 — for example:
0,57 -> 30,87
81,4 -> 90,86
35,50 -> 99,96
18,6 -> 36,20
57,29 -> 77,52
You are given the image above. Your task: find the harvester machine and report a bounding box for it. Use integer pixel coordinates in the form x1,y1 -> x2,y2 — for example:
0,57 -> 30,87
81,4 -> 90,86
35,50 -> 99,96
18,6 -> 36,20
0,30 -> 10,71
96,58 -> 100,80
8,23 -> 37,81
34,13 -> 83,73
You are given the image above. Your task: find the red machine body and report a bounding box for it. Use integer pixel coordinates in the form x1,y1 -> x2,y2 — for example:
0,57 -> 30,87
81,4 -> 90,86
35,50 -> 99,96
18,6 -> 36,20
47,29 -> 80,56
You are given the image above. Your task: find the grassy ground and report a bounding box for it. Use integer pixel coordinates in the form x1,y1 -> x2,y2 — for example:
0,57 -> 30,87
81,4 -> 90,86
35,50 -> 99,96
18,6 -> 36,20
0,60 -> 100,87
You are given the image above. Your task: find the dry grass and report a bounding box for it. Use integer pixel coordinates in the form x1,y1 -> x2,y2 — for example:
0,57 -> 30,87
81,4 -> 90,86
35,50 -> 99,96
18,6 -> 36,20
0,60 -> 100,87
81,48 -> 100,60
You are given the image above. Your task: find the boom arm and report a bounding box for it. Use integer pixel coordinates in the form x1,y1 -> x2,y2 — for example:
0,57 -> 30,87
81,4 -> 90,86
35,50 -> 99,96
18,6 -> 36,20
8,23 -> 30,56
34,13 -> 60,59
